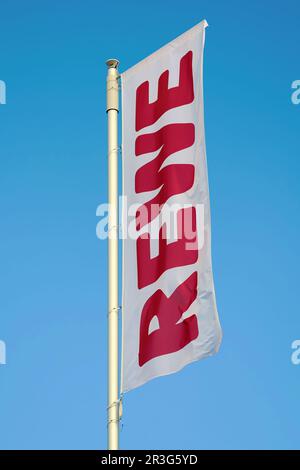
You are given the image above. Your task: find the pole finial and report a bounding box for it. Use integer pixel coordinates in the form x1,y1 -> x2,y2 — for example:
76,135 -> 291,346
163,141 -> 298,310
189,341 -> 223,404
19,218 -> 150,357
106,59 -> 119,69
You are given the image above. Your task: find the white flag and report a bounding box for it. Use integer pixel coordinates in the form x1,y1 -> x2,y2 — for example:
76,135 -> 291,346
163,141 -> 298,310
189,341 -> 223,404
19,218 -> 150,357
121,20 -> 222,392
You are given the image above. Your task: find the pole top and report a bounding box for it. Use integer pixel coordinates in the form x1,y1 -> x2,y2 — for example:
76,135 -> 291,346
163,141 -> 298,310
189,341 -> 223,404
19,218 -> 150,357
106,59 -> 119,69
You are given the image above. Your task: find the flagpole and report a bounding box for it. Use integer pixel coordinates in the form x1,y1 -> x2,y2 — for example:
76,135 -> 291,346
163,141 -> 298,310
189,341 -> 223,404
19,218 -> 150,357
106,58 -> 120,450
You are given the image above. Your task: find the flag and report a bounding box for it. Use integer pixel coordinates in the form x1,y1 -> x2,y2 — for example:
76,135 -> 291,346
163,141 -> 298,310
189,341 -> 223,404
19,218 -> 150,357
121,20 -> 222,392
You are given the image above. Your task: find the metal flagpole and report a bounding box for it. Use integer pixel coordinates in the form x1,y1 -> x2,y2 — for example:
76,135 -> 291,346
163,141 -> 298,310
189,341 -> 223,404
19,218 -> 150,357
106,58 -> 120,450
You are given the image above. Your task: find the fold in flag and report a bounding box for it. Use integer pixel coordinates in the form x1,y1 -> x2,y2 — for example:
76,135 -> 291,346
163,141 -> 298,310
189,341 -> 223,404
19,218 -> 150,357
121,20 -> 222,392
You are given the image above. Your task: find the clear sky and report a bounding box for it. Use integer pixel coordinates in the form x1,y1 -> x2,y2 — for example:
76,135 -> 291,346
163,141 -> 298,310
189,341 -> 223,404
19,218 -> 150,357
0,0 -> 299,450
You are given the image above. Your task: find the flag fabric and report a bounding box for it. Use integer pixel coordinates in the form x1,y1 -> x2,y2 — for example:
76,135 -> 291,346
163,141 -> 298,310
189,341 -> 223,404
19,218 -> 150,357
121,20 -> 222,392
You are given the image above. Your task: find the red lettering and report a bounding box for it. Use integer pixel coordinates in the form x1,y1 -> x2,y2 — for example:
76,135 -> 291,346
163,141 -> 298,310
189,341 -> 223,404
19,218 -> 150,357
134,50 -> 199,367
139,272 -> 199,366
135,123 -> 195,230
137,207 -> 198,289
135,51 -> 194,131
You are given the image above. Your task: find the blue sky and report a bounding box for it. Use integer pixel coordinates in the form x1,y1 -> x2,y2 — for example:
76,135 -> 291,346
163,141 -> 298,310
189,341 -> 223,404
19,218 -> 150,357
0,0 -> 300,450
